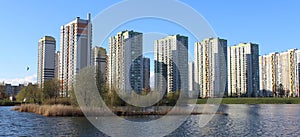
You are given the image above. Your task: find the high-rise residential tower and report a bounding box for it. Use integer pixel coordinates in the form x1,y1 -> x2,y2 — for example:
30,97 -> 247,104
55,51 -> 60,80
59,13 -> 92,96
228,43 -> 259,97
188,62 -> 195,96
93,46 -> 107,83
37,36 -> 56,88
194,38 -> 227,98
154,34 -> 188,94
143,57 -> 150,90
259,49 -> 300,97
107,30 -> 143,93
297,50 -> 300,97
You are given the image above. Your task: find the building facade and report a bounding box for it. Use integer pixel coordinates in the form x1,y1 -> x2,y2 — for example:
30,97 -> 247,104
55,51 -> 60,80
228,43 -> 259,97
93,46 -> 107,83
5,84 -> 23,97
59,13 -> 92,96
259,49 -> 300,97
143,57 -> 150,90
107,30 -> 143,93
298,50 -> 300,97
194,38 -> 227,98
188,62 -> 197,98
188,62 -> 195,92
37,36 -> 56,88
154,35 -> 188,94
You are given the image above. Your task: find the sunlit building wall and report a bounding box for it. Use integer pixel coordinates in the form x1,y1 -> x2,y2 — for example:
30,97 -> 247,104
107,30 -> 143,93
154,35 -> 188,94
194,38 -> 227,98
59,13 -> 92,96
228,43 -> 259,97
37,36 -> 56,88
260,49 -> 300,97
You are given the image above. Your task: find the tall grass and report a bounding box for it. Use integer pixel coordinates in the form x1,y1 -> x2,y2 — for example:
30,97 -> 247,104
13,104 -> 83,117
13,104 -> 228,116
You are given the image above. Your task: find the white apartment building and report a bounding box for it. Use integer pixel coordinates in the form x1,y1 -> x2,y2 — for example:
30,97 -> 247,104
107,30 -> 143,93
259,49 -> 300,97
188,62 -> 195,92
228,43 -> 259,97
55,51 -> 60,80
194,38 -> 227,98
59,13 -> 92,95
37,36 -> 56,88
154,35 -> 188,94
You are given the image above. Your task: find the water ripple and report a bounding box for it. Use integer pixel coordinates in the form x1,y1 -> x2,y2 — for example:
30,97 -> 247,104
0,105 -> 299,136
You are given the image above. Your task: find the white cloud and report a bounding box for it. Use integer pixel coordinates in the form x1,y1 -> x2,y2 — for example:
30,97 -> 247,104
0,74 -> 37,86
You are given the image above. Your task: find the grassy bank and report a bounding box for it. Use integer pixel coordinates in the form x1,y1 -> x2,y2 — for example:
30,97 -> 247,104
13,104 -> 229,117
13,104 -> 83,117
197,98 -> 300,104
0,101 -> 21,106
13,98 -> 300,117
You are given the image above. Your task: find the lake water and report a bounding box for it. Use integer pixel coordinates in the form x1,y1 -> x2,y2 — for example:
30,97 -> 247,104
0,104 -> 299,136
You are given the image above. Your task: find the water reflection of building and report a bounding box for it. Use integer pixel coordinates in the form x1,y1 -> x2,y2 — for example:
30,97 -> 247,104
259,49 -> 300,97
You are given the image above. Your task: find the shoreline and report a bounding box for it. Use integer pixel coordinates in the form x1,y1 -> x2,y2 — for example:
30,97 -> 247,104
196,97 -> 300,104
13,104 -> 83,117
13,104 -> 229,117
11,98 -> 300,117
0,101 -> 21,106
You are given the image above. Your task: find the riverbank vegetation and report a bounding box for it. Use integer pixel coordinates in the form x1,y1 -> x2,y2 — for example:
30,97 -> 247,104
12,75 -> 300,117
12,79 -> 80,116
197,97 -> 300,104
15,80 -> 77,106
13,104 -> 83,116
0,100 -> 21,106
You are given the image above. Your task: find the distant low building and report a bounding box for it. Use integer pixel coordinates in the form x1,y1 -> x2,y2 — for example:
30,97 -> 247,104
5,84 -> 23,97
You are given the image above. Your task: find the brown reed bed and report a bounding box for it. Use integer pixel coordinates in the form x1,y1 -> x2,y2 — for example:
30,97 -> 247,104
13,104 -> 84,117
13,104 -> 228,117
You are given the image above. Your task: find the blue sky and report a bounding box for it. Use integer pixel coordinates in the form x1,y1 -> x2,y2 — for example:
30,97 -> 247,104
0,0 -> 299,85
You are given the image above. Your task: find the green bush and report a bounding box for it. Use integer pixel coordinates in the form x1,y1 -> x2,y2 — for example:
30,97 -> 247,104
0,100 -> 21,106
43,98 -> 72,106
